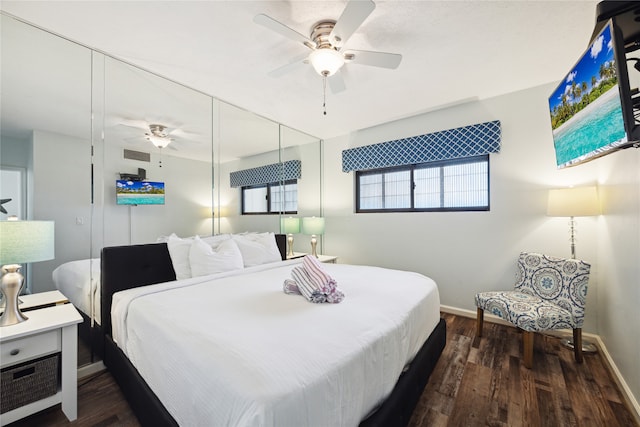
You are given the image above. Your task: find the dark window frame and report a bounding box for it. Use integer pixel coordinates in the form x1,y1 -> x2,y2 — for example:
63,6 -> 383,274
355,155 -> 490,213
241,179 -> 298,215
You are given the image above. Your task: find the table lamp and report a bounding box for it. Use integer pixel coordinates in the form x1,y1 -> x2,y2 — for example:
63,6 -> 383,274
0,221 -> 55,326
301,217 -> 325,257
281,217 -> 300,257
547,186 -> 600,259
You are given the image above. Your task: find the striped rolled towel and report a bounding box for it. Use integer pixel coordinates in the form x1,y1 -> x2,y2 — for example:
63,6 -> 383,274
302,255 -> 344,303
282,256 -> 345,303
291,266 -> 327,303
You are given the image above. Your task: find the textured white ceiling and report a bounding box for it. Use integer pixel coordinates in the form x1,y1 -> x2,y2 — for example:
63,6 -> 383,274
1,0 -> 600,140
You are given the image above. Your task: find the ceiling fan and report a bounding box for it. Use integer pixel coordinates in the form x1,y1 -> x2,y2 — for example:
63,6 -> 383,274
117,119 -> 197,150
254,0 -> 402,96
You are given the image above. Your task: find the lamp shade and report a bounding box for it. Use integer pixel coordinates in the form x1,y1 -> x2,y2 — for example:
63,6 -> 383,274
301,217 -> 325,235
547,186 -> 600,217
281,217 -> 300,234
0,221 -> 55,265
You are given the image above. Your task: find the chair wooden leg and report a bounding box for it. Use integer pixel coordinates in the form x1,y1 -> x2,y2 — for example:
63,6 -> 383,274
476,308 -> 484,337
523,331 -> 534,369
573,328 -> 583,363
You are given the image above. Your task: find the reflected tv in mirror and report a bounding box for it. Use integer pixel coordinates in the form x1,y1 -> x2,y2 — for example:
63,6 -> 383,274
116,180 -> 165,205
548,20 -> 630,169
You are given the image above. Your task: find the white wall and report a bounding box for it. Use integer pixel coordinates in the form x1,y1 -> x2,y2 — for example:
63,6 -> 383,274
32,130 -> 92,293
322,81 -> 639,410
596,148 -> 640,413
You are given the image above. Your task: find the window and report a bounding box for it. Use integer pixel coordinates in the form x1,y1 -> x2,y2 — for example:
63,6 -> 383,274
242,180 -> 297,214
356,155 -> 489,212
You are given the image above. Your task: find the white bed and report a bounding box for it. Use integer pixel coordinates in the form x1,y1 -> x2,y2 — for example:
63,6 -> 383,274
110,258 -> 440,426
51,232 -> 286,326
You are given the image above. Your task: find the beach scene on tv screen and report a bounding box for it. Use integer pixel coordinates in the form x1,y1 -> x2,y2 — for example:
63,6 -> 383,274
548,23 -> 627,167
116,180 -> 165,205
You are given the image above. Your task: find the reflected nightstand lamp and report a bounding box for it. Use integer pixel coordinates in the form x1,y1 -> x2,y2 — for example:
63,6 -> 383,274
301,217 -> 325,258
547,186 -> 600,259
281,217 -> 300,258
0,221 -> 55,326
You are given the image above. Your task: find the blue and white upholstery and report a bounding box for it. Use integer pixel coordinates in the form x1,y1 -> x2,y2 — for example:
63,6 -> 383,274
475,252 -> 591,368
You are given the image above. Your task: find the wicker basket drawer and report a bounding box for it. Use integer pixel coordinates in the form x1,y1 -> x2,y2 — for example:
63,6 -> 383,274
0,353 -> 60,414
0,329 -> 60,368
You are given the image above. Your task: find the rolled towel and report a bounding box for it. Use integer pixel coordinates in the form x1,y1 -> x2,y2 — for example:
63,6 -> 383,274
291,266 -> 327,303
283,279 -> 300,295
303,256 -> 344,303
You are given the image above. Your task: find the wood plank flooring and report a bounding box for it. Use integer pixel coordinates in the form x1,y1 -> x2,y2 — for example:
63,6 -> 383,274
7,313 -> 638,426
408,313 -> 638,427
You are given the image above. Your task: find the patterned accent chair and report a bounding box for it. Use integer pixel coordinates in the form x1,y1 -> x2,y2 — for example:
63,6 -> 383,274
475,253 -> 591,369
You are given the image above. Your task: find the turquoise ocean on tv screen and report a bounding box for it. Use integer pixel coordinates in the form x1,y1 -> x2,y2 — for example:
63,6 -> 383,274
553,89 -> 626,167
118,194 -> 165,205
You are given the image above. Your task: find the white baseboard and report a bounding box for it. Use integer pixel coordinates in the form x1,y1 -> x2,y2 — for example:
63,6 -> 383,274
591,335 -> 640,424
439,304 -> 640,423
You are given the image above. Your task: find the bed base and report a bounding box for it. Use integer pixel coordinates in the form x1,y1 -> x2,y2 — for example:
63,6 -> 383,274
104,318 -> 445,427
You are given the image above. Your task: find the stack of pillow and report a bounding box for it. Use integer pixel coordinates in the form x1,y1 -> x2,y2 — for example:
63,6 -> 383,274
159,232 -> 282,279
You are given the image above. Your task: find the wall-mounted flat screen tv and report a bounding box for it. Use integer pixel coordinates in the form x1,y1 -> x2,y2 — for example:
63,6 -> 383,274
116,180 -> 165,205
548,20 -> 633,168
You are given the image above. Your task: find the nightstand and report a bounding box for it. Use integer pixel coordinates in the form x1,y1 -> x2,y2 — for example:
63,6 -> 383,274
287,252 -> 338,263
0,291 -> 82,425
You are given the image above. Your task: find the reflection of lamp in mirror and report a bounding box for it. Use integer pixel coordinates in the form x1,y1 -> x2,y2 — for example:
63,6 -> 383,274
281,217 -> 300,257
547,186 -> 600,259
301,217 -> 325,258
0,221 -> 55,326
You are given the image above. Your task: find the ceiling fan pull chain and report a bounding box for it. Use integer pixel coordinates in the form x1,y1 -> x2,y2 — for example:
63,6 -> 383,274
322,73 -> 327,116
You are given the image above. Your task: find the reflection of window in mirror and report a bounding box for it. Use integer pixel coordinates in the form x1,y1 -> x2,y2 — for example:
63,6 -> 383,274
242,180 -> 298,214
0,167 -> 26,220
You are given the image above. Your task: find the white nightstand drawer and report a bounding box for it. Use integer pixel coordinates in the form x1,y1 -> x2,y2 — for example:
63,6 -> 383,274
1,329 -> 61,368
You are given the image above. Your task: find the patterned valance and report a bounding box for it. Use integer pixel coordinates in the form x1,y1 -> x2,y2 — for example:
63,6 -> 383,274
342,120 -> 501,172
230,160 -> 301,188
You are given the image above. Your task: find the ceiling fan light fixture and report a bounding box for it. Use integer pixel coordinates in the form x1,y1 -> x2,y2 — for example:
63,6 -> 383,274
146,135 -> 171,148
309,48 -> 344,77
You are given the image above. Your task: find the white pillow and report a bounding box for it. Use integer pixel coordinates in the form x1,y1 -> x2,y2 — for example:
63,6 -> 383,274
166,234 -> 193,280
189,236 -> 244,277
232,232 -> 282,267
200,234 -> 231,247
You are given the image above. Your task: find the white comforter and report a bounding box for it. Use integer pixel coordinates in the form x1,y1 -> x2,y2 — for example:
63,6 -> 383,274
112,260 -> 440,427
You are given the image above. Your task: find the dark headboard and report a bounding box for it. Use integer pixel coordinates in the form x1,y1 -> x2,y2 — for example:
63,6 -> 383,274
101,234 -> 287,336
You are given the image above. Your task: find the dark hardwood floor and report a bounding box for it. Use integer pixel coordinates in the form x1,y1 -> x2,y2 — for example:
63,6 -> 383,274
7,313 -> 638,426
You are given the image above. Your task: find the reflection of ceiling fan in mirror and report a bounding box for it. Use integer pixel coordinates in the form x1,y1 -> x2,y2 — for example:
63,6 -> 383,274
118,119 -> 198,151
254,0 -> 401,98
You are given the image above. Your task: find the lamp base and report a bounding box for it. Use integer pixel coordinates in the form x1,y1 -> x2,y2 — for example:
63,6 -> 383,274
310,235 -> 318,258
0,265 -> 28,327
287,234 -> 294,257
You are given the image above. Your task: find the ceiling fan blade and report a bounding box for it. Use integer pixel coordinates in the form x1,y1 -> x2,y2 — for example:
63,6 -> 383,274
328,72 -> 346,94
254,14 -> 316,49
329,0 -> 375,48
267,53 -> 309,78
344,49 -> 402,69
169,128 -> 199,138
117,118 -> 149,130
